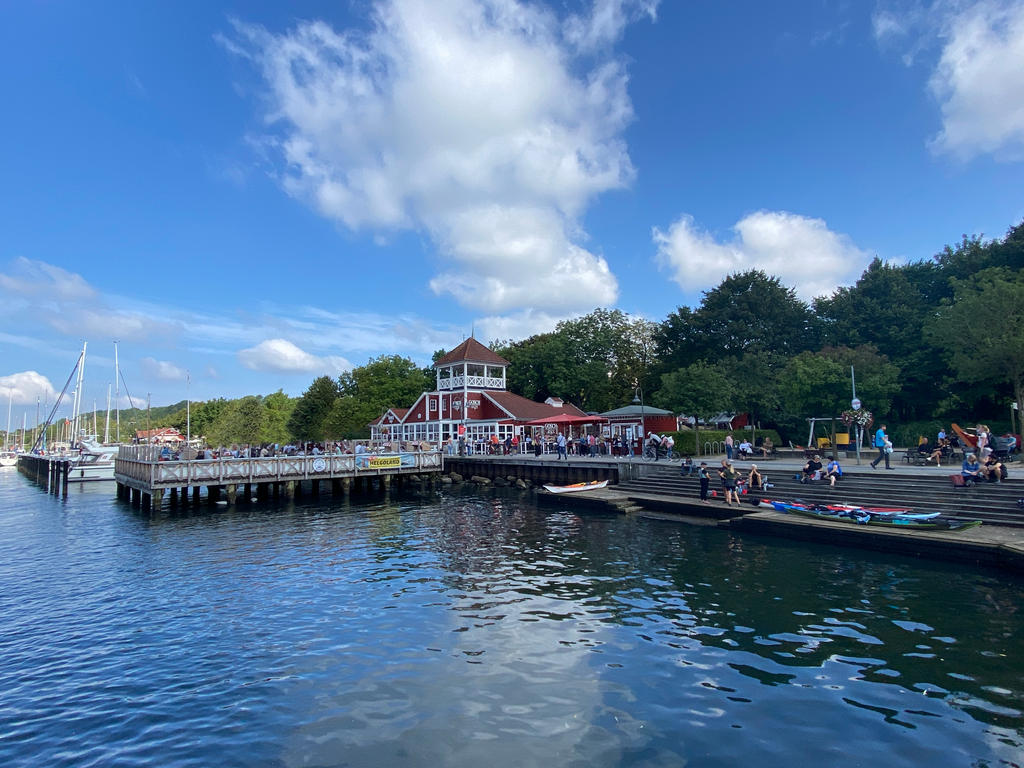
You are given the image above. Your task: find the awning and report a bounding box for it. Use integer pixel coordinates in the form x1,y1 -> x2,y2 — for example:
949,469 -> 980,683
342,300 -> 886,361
524,413 -> 609,426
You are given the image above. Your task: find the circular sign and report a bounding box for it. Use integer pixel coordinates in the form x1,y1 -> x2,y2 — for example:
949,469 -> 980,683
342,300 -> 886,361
311,457 -> 327,473
851,398 -> 861,410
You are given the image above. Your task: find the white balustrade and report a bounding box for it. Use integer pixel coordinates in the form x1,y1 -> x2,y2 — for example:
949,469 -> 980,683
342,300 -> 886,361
116,451 -> 442,489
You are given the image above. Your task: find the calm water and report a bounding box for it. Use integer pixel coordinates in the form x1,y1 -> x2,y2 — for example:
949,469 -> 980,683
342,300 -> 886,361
0,471 -> 1021,768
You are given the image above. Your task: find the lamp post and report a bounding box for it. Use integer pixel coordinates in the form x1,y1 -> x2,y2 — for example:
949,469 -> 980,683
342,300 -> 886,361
632,387 -> 645,457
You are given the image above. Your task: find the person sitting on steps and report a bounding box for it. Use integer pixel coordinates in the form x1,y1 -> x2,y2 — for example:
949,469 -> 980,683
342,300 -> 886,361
961,453 -> 983,486
801,455 -> 823,483
824,456 -> 842,487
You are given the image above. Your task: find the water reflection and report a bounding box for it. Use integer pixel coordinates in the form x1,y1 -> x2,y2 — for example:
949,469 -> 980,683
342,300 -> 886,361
0,474 -> 1020,767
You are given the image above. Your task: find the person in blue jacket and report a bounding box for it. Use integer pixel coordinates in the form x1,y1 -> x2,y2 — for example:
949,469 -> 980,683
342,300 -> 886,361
870,423 -> 892,469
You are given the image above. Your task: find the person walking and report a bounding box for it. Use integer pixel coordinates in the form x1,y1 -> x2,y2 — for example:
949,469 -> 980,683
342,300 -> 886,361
725,433 -> 734,461
697,462 -> 710,504
556,432 -> 567,460
870,423 -> 892,469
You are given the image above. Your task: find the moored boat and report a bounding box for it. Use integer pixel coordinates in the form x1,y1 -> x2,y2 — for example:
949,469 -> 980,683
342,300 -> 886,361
543,480 -> 609,494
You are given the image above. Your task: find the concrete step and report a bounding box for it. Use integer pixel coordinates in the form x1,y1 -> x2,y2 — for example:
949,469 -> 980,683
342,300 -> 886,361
616,472 -> 1024,527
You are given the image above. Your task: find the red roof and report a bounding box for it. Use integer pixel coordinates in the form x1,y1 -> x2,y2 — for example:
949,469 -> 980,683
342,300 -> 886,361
485,391 -> 587,421
370,407 -> 409,427
136,427 -> 184,439
433,337 -> 509,368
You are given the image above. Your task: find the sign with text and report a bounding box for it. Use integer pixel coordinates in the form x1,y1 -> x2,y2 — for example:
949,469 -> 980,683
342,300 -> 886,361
368,456 -> 402,469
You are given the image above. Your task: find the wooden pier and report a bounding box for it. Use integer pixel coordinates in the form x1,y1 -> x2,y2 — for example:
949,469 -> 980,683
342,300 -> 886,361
17,453 -> 73,498
114,446 -> 443,509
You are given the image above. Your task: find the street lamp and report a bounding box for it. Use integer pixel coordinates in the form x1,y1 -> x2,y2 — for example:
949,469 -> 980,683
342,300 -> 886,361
632,387 -> 646,455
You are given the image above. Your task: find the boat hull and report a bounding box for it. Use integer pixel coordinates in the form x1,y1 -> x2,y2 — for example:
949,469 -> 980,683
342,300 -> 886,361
543,480 -> 609,494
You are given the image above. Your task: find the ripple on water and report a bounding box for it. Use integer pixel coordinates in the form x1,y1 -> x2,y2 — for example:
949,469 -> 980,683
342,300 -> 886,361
0,475 -> 1021,767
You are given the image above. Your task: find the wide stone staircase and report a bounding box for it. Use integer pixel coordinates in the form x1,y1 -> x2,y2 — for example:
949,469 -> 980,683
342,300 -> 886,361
616,464 -> 1024,527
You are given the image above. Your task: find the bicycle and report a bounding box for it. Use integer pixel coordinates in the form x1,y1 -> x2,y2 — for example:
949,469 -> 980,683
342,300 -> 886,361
642,444 -> 667,462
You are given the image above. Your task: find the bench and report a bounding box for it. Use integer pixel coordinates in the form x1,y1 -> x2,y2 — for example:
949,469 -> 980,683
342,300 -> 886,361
903,449 -> 929,466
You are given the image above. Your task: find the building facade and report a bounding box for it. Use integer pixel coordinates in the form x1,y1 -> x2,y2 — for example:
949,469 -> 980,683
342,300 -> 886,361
370,338 -> 590,446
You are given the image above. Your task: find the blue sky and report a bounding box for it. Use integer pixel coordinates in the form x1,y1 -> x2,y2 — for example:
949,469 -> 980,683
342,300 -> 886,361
1,0 -> 1022,423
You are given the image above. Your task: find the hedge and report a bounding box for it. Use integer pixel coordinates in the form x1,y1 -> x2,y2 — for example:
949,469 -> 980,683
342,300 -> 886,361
659,428 -> 782,456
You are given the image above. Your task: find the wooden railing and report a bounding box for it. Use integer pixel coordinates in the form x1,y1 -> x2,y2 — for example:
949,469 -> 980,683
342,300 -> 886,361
114,450 -> 443,489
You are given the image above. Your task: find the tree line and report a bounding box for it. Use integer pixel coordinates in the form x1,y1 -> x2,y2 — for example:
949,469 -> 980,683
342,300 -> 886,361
146,222 -> 1023,447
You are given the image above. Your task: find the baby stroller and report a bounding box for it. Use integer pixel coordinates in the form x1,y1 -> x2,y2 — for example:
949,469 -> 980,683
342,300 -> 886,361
991,434 -> 1019,462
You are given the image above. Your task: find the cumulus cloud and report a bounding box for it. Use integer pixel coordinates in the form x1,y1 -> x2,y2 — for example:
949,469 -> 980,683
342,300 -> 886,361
140,358 -> 187,382
223,0 -> 654,314
475,306 -> 571,342
0,257 -> 96,300
238,339 -> 352,374
873,0 -> 1024,159
0,371 -> 57,405
0,258 -> 176,343
928,1 -> 1024,159
653,211 -> 872,300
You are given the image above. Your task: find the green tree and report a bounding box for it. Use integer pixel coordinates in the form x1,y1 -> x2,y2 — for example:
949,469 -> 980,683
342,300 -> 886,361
657,271 -> 818,369
814,259 -> 943,420
497,308 -> 657,412
655,362 -> 734,454
329,355 -> 433,438
261,390 -> 295,443
926,268 -> 1024,418
205,396 -> 266,445
287,376 -> 341,441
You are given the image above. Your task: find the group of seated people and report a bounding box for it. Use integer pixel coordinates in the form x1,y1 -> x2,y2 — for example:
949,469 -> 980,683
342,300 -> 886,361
733,437 -> 774,459
916,435 -> 953,466
961,452 -> 1007,485
799,454 -> 843,487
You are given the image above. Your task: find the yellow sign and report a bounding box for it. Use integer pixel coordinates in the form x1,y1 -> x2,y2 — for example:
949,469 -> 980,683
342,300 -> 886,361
368,456 -> 401,469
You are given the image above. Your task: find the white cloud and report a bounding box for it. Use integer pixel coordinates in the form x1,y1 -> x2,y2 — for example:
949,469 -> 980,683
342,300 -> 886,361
237,339 -> 352,374
224,0 -> 649,314
653,211 -> 872,300
475,307 -> 571,342
140,358 -> 187,382
0,257 -> 96,300
873,1 -> 1024,159
564,0 -> 659,52
0,371 -> 58,405
928,1 -> 1024,159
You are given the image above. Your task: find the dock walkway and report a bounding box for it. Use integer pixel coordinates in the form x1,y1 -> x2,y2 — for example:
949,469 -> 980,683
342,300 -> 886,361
114,446 -> 443,508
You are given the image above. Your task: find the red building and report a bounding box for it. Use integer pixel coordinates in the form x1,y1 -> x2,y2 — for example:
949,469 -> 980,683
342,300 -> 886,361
370,338 -> 594,447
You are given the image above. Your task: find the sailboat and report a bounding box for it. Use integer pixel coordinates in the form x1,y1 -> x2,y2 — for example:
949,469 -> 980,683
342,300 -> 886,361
29,342 -> 122,481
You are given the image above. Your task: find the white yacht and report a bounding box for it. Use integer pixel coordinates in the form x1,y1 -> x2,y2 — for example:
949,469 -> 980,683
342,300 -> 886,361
0,451 -> 16,468
67,437 -> 118,482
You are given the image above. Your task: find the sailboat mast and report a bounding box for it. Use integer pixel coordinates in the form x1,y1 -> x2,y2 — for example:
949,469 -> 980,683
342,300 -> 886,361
5,389 -> 11,452
72,342 -> 87,448
114,341 -> 120,443
104,384 -> 111,444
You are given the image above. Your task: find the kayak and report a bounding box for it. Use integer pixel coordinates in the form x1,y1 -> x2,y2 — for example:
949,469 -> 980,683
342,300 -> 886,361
543,480 -> 609,494
757,499 -> 980,530
757,499 -> 928,518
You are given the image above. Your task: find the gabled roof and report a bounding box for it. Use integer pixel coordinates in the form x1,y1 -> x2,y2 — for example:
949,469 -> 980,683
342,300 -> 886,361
600,404 -> 674,417
371,407 -> 410,426
433,337 -> 509,368
486,391 -> 587,421
136,427 -> 184,438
